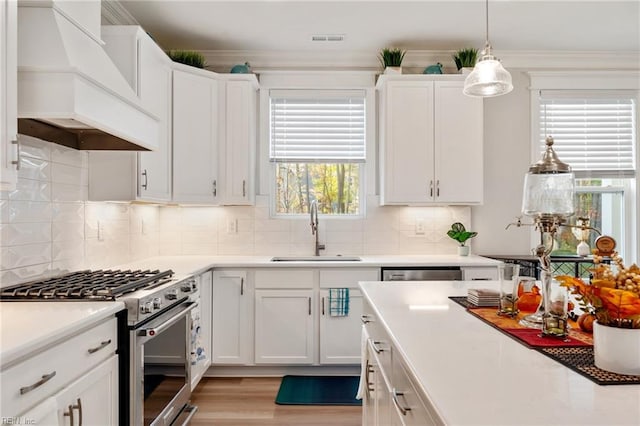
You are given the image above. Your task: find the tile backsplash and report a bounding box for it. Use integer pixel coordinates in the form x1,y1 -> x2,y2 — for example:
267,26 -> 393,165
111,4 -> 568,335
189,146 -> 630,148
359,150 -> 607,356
1,136 -> 470,287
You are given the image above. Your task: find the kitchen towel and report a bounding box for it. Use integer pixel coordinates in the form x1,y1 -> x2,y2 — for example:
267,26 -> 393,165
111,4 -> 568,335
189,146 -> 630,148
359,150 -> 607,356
329,288 -> 350,316
355,324 -> 369,400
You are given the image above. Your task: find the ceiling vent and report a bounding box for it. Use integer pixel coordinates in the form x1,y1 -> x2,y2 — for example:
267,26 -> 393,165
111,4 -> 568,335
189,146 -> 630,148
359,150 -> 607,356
311,34 -> 345,42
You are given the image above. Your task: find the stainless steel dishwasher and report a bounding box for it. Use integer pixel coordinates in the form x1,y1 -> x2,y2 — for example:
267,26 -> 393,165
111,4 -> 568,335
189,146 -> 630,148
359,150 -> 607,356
381,266 -> 462,281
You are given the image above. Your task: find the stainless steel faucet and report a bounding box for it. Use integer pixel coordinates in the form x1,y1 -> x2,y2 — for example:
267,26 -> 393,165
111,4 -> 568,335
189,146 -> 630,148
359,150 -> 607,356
310,200 -> 325,256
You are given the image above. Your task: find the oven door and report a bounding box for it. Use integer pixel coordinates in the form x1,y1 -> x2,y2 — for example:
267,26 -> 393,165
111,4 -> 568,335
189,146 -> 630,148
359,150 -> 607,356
130,300 -> 198,426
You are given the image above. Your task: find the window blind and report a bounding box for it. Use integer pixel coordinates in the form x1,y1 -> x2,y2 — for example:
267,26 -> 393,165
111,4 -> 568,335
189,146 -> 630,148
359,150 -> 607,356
270,92 -> 366,163
539,96 -> 636,178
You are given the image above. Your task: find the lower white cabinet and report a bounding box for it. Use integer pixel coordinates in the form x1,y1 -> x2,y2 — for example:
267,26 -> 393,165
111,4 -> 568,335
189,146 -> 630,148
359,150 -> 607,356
2,316 -> 119,423
254,289 -> 315,364
212,270 -> 252,365
461,266 -> 499,281
319,289 -> 364,364
53,355 -> 119,425
362,298 -> 439,426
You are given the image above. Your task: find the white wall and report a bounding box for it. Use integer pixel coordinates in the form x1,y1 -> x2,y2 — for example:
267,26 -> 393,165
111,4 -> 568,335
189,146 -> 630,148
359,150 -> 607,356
471,70 -> 534,256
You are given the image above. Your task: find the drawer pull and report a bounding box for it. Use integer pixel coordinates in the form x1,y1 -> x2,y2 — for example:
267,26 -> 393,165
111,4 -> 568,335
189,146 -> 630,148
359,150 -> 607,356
64,403 -> 74,425
371,341 -> 384,353
360,314 -> 371,324
20,371 -> 56,395
87,339 -> 112,354
392,388 -> 412,416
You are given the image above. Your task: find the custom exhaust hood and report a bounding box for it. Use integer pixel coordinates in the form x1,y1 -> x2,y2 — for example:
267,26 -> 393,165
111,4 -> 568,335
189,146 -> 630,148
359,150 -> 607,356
17,0 -> 158,151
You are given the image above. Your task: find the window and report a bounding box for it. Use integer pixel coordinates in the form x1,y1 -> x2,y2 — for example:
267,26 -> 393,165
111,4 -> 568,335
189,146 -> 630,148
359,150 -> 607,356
269,90 -> 365,215
537,91 -> 637,258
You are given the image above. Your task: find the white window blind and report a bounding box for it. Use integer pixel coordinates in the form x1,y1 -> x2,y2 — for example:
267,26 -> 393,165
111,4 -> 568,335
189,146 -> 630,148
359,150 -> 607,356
539,94 -> 636,178
270,90 -> 366,163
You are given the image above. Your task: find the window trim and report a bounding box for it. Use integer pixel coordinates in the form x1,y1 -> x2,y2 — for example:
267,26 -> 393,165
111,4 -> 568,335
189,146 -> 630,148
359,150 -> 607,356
257,72 -> 377,219
528,72 -> 639,261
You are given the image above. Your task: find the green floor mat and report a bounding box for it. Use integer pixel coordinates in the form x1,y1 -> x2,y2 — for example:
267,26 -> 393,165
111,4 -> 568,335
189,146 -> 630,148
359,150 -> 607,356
275,375 -> 362,406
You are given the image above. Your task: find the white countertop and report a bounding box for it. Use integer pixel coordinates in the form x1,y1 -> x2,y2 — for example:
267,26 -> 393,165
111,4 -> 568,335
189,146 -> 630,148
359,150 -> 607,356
359,281 -> 640,425
115,254 -> 501,280
0,302 -> 124,369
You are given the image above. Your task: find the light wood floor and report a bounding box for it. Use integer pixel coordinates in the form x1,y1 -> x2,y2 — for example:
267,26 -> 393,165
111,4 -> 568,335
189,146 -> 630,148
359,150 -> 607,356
190,377 -> 362,426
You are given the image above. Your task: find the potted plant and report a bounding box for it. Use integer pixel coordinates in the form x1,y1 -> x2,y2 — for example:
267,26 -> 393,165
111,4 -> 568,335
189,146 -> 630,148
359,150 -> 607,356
558,251 -> 640,375
447,222 -> 477,256
167,50 -> 206,69
452,47 -> 478,75
379,48 -> 406,74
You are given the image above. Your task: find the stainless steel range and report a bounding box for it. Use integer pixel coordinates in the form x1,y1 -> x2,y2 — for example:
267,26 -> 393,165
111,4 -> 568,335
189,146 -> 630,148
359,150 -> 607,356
1,269 -> 200,426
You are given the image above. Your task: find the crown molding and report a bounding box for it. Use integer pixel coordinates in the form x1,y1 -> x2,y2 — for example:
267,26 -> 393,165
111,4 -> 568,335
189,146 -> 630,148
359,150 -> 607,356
101,0 -> 139,25
200,49 -> 640,73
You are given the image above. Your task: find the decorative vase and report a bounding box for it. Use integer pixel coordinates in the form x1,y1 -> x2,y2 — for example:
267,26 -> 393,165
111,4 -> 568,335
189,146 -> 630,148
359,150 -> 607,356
593,321 -> 640,375
457,245 -> 470,256
384,66 -> 402,75
461,67 -> 474,76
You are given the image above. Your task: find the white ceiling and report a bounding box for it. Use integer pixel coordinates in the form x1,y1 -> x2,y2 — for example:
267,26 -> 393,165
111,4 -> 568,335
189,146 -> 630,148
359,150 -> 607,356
117,0 -> 640,55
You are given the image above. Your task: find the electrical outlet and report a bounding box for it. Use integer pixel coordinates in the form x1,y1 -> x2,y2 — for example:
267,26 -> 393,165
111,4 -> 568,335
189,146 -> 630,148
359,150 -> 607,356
227,218 -> 238,234
415,218 -> 425,235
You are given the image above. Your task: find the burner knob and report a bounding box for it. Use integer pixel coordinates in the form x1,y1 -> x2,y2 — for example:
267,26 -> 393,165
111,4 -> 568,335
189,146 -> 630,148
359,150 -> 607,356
181,283 -> 192,293
166,290 -> 178,300
153,297 -> 162,309
143,301 -> 153,314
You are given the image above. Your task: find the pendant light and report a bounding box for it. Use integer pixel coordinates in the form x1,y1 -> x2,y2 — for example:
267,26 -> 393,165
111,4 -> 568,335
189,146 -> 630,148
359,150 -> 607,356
463,0 -> 513,97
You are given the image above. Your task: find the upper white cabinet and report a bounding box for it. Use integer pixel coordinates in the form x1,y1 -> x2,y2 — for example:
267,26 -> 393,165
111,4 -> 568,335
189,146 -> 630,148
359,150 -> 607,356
378,75 -> 483,205
0,0 -> 17,191
172,65 -> 220,204
89,26 -> 172,202
220,77 -> 258,205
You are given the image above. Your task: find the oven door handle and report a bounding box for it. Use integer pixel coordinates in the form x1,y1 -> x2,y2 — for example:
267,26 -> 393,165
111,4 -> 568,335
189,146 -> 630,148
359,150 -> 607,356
137,302 -> 197,339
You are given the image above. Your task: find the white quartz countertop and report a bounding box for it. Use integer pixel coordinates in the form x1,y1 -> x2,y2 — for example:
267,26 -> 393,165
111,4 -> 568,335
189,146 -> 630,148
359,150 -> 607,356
358,281 -> 640,425
0,302 -> 124,368
115,254 -> 501,280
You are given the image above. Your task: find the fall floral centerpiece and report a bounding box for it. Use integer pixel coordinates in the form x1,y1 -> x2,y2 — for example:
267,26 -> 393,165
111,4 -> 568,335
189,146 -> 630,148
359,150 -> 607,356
557,251 -> 640,375
557,252 -> 640,329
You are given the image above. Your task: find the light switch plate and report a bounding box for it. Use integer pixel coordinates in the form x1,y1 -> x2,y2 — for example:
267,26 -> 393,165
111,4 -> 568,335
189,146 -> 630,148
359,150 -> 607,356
227,219 -> 238,234
415,218 -> 425,235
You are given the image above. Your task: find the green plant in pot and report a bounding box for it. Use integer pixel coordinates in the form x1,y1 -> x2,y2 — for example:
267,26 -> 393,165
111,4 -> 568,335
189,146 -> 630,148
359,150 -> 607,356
167,50 -> 206,69
447,222 -> 477,256
452,47 -> 478,73
379,48 -> 406,74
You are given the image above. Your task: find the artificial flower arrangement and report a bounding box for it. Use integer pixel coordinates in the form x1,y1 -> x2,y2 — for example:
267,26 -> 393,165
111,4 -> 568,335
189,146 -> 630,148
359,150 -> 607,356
557,252 -> 640,329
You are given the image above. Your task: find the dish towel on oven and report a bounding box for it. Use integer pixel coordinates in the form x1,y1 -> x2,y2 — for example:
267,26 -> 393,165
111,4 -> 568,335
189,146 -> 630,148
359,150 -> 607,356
329,288 -> 350,316
355,324 -> 369,400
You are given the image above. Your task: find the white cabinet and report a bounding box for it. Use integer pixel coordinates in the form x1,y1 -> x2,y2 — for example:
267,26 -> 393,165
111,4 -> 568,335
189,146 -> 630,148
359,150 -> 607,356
319,289 -> 364,364
462,266 -> 499,281
2,316 -> 119,421
0,0 -> 17,191
212,269 -> 253,365
362,298 -> 439,426
318,268 -> 378,364
172,66 -> 220,204
89,26 -> 172,202
53,355 -> 119,425
254,289 -> 315,364
191,270 -> 213,390
378,76 -> 483,205
220,77 -> 257,205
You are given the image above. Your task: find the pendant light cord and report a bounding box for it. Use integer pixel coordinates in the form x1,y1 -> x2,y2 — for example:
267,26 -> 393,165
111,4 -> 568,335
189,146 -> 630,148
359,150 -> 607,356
485,0 -> 489,45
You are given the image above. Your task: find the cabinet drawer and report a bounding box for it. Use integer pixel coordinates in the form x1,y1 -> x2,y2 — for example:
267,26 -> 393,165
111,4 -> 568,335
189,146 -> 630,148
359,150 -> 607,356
254,269 -> 315,289
462,266 -> 499,281
392,359 -> 441,426
319,269 -> 380,288
363,302 -> 392,383
2,317 -> 117,417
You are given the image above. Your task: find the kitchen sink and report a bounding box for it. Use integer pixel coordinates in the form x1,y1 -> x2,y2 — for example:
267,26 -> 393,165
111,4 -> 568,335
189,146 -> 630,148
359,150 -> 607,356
270,256 -> 362,262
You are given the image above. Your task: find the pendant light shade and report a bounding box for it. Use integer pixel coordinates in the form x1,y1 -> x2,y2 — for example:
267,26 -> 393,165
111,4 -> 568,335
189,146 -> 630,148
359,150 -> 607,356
463,0 -> 513,98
